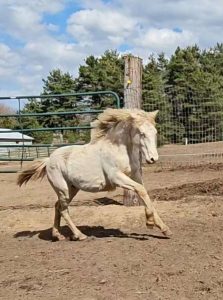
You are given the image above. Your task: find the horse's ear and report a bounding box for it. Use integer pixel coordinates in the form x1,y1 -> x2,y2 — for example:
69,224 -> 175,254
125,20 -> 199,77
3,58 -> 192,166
148,110 -> 159,120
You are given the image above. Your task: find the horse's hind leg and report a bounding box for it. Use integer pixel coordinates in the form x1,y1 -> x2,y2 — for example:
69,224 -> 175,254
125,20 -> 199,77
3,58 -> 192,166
59,186 -> 87,241
52,200 -> 65,241
52,186 -> 79,241
52,187 -> 87,241
48,170 -> 86,241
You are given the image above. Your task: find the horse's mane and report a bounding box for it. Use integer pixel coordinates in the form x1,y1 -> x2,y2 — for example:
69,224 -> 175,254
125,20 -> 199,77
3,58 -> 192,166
91,108 -> 156,142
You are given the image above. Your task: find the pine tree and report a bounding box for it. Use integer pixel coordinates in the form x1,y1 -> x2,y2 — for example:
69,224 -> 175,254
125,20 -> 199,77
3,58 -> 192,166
194,46 -> 223,142
76,50 -> 124,108
40,69 -> 77,128
0,104 -> 18,129
22,70 -> 78,143
142,54 -> 177,144
21,100 -> 53,143
166,45 -> 223,143
166,46 -> 202,143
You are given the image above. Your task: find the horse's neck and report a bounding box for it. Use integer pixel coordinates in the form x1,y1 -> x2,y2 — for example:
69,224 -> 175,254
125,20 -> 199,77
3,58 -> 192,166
106,123 -> 130,145
127,132 -> 141,169
107,125 -> 141,168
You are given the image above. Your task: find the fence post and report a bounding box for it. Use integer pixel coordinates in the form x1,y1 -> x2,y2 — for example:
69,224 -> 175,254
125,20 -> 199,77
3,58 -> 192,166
123,55 -> 144,206
124,55 -> 142,109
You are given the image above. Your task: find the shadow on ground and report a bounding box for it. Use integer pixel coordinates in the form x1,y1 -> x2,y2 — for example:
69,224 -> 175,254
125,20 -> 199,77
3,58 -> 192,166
72,197 -> 123,207
93,197 -> 123,206
14,225 -> 168,241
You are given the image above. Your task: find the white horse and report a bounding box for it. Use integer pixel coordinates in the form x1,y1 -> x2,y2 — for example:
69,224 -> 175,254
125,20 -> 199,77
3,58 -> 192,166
17,108 -> 172,241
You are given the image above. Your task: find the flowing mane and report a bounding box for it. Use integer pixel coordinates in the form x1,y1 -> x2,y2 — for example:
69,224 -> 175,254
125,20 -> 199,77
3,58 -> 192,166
91,108 -> 156,141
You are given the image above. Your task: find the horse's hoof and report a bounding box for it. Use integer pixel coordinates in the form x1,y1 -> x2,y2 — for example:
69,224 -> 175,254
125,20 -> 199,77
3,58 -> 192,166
78,233 -> 88,241
52,234 -> 66,242
70,233 -> 87,241
162,228 -> 173,238
146,222 -> 155,229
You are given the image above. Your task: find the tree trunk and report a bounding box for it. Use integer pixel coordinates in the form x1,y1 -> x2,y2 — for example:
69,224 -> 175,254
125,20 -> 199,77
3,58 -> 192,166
123,55 -> 143,206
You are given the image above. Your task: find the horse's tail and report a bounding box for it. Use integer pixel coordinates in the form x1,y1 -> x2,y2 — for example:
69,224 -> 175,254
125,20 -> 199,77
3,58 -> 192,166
17,158 -> 49,187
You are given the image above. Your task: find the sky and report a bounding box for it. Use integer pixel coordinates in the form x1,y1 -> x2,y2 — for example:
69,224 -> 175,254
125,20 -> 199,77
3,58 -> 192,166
0,0 -> 223,99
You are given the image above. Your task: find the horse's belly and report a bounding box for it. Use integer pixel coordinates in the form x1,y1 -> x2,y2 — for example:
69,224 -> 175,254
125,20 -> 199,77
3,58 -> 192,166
72,175 -> 107,192
67,155 -> 108,192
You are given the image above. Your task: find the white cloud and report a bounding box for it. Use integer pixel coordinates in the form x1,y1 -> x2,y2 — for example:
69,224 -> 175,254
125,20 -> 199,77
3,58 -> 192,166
0,0 -> 65,14
0,0 -> 66,41
23,37 -> 86,72
47,23 -> 60,32
134,28 -> 197,57
0,0 -> 87,97
0,0 -> 223,98
0,43 -> 21,78
67,9 -> 138,47
114,0 -> 223,48
0,43 -> 19,67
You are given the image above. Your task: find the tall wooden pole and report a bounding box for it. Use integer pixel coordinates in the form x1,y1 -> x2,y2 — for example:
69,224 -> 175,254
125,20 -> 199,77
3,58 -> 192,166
124,55 -> 142,109
123,55 -> 143,206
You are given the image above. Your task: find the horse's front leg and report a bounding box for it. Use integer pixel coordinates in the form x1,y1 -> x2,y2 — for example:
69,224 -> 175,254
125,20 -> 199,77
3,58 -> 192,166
112,171 -> 172,237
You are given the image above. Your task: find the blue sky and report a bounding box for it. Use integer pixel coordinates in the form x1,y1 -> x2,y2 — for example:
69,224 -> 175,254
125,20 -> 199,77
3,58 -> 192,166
0,0 -> 223,105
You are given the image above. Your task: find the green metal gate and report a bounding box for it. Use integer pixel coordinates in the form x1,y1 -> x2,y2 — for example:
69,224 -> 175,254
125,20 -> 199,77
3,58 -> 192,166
0,91 -> 120,173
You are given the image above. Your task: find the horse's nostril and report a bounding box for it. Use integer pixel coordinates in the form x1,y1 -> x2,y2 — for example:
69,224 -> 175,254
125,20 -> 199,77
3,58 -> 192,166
151,158 -> 155,163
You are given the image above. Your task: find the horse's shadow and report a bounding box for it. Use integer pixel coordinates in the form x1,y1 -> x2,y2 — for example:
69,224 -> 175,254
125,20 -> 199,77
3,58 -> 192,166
13,196 -> 169,241
14,225 -> 168,241
93,197 -> 123,206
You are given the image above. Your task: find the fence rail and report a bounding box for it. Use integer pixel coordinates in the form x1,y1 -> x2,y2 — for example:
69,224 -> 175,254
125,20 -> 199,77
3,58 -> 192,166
1,87 -> 223,171
0,91 -> 121,173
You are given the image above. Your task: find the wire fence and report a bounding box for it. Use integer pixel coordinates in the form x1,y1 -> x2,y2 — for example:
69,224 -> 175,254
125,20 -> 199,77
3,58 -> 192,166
143,85 -> 223,168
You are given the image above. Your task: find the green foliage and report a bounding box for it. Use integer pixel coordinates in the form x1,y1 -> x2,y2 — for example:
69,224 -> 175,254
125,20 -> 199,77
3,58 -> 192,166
21,70 -> 78,144
76,50 -> 124,93
40,69 -> 77,128
143,44 -> 223,144
0,104 -> 19,129
142,54 -> 181,144
76,50 -> 124,107
63,130 -> 90,144
166,45 -> 223,143
20,44 -> 223,145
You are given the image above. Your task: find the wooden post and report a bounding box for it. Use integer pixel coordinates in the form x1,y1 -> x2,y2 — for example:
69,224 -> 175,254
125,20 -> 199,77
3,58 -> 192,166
123,55 -> 143,206
124,55 -> 142,109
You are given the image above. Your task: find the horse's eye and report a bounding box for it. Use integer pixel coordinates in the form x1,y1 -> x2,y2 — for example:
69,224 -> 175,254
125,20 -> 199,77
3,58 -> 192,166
140,132 -> 145,137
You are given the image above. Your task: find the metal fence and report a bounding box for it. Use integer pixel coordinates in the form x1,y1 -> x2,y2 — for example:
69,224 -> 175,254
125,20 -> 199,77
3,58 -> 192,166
1,87 -> 223,172
0,91 -> 120,173
143,86 -> 223,167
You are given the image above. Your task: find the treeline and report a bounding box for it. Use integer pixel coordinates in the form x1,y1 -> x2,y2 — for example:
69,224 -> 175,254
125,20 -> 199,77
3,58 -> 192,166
19,50 -> 125,144
2,44 -> 223,144
143,44 -> 223,144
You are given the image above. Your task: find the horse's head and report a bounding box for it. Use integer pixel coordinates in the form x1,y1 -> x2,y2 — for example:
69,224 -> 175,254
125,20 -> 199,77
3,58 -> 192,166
138,110 -> 159,164
92,108 -> 159,164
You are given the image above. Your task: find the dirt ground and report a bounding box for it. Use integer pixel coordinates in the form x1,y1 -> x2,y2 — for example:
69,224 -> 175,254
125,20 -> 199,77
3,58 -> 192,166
1,160 -> 223,299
